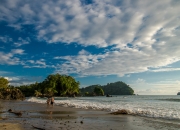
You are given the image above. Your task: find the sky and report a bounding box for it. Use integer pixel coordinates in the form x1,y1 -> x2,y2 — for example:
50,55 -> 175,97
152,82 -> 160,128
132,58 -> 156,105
0,0 -> 180,95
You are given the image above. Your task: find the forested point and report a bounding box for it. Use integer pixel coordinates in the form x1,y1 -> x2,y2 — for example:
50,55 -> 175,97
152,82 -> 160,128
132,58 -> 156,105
0,74 -> 80,99
17,74 -> 80,97
80,81 -> 134,96
0,77 -> 25,100
0,74 -> 134,100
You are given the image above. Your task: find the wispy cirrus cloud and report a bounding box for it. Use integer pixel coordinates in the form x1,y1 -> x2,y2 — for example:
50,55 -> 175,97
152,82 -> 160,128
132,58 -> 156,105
14,37 -> 30,47
11,49 -> 24,55
54,49 -> 107,74
24,59 -> 55,69
0,71 -> 12,76
0,35 -> 30,47
0,35 -> 13,43
149,68 -> 180,72
0,49 -> 25,65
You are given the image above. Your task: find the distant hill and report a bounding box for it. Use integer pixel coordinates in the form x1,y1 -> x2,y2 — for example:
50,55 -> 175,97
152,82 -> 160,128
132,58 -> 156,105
177,92 -> 180,95
80,81 -> 134,95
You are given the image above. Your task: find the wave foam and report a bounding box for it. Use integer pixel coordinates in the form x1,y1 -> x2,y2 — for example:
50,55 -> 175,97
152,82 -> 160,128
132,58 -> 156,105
26,97 -> 180,120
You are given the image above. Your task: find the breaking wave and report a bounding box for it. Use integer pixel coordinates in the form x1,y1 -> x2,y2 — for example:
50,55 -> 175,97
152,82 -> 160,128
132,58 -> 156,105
26,96 -> 180,120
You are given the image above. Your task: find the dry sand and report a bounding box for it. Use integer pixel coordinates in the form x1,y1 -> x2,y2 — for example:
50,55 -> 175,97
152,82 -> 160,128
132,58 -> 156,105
0,123 -> 24,130
0,99 -> 180,130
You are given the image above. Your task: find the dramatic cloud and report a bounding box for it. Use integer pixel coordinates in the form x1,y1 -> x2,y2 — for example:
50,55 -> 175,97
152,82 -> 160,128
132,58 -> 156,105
1,0 -> 180,77
54,47 -> 180,76
54,49 -> 107,74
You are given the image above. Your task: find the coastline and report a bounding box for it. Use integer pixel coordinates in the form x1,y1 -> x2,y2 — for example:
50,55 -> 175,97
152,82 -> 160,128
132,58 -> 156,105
0,99 -> 180,130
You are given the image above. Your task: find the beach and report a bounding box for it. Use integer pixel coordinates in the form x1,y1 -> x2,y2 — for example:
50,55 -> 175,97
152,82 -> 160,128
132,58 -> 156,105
0,99 -> 180,130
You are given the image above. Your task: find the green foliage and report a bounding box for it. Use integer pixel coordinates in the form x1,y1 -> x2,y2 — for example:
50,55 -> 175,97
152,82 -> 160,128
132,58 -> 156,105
80,85 -> 101,94
94,87 -> 104,96
43,74 -> 79,97
85,92 -> 89,96
103,81 -> 134,95
34,90 -> 42,97
0,77 -> 9,89
80,81 -> 134,95
17,82 -> 40,97
17,74 -> 80,97
0,87 -> 25,100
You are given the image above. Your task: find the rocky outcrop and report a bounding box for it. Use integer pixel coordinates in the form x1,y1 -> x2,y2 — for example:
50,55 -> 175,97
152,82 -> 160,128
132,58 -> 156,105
0,88 -> 25,100
177,92 -> 180,95
110,109 -> 129,115
106,94 -> 112,97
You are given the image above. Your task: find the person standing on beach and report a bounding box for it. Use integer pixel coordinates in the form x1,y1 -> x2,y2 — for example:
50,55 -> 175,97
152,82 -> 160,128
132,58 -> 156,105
51,97 -> 54,106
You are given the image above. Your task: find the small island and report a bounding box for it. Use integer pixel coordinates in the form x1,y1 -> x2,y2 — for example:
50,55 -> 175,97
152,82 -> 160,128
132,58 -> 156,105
80,81 -> 134,96
177,92 -> 180,95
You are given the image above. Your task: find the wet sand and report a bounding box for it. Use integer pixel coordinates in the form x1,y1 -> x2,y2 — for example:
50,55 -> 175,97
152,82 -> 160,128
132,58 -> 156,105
0,99 -> 180,130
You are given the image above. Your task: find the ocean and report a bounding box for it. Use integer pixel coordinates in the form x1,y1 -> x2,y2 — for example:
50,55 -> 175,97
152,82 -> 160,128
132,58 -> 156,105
26,95 -> 180,121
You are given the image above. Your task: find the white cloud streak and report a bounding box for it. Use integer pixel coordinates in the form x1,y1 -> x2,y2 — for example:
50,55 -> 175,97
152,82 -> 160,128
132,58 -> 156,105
0,35 -> 30,47
0,49 -> 24,65
149,68 -> 180,72
0,36 -> 13,43
5,76 -> 43,86
14,37 -> 30,47
132,79 -> 180,95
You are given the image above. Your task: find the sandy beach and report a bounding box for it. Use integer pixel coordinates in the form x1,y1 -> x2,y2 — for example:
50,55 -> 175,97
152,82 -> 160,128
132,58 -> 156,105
0,99 -> 180,130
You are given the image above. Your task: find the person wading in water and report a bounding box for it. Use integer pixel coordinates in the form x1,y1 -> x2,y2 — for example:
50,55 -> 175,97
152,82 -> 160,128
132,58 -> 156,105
46,97 -> 51,106
51,97 -> 54,106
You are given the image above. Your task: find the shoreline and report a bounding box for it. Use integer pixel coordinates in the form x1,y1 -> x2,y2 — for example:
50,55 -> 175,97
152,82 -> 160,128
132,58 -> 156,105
0,99 -> 180,130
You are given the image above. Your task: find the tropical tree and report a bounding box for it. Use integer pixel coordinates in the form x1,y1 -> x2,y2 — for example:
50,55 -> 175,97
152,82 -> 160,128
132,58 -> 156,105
55,75 -> 80,96
103,81 -> 134,95
43,74 -> 59,96
17,74 -> 80,97
42,74 -> 80,97
94,86 -> 104,96
0,77 -> 9,89
34,90 -> 42,97
80,81 -> 134,96
85,92 -> 89,96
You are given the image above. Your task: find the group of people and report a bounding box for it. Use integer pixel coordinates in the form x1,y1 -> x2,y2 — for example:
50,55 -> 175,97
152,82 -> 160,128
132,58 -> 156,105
46,97 -> 54,106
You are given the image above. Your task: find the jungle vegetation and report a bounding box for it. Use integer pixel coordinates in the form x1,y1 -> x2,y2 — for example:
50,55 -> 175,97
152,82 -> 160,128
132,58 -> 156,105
81,81 -> 134,95
84,86 -> 104,96
0,77 -> 9,89
0,77 -> 25,100
0,74 -> 80,98
0,75 -> 134,99
17,74 -> 80,97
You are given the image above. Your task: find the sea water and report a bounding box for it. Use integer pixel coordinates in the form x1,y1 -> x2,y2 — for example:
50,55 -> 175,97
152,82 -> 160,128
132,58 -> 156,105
26,95 -> 180,120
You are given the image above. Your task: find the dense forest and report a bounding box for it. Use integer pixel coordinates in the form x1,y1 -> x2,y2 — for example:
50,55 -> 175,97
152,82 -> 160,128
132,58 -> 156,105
0,74 -> 80,98
0,75 -> 134,100
0,77 -> 25,100
17,74 -> 80,97
80,81 -> 134,95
